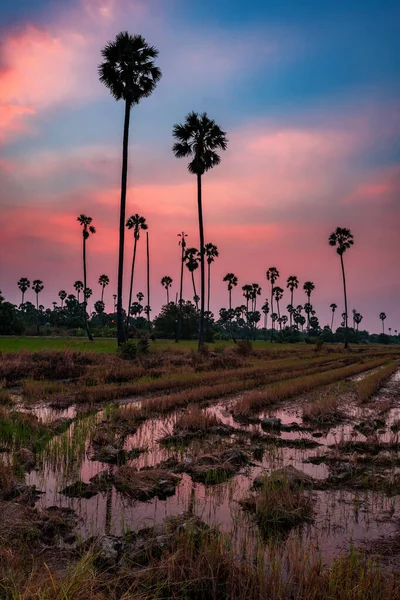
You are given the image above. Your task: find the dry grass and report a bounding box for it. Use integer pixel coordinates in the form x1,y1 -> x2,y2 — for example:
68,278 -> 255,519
357,361 -> 400,402
114,466 -> 180,500
303,393 -> 343,424
174,406 -> 221,433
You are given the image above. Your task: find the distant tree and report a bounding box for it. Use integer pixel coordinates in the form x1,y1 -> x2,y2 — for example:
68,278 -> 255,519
126,214 -> 148,331
266,267 -> 279,341
84,288 -> 93,299
223,273 -> 238,310
354,312 -> 363,331
176,231 -> 188,342
379,312 -> 387,334
136,292 -> 144,303
261,299 -> 269,336
273,286 -> 284,328
113,294 -> 117,311
58,290 -> 67,308
77,213 -> 96,341
204,243 -> 219,315
242,285 -> 253,314
250,283 -> 262,312
184,247 -> 200,310
74,280 -> 84,303
98,274 -> 110,305
303,281 -> 315,330
32,280 -> 44,310
286,276 -> 299,327
94,300 -> 105,314
99,32 -> 161,345
161,276 -> 173,304
17,278 -> 30,305
154,301 -> 199,340
173,111 -> 228,350
330,303 -> 337,330
145,230 -> 151,334
329,227 -> 354,349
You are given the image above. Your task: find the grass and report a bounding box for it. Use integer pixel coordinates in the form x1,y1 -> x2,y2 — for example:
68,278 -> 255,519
174,406 -> 222,433
302,384 -> 346,424
357,360 -> 400,402
114,466 -> 180,500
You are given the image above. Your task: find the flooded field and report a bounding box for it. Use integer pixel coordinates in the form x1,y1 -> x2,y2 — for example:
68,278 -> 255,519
1,343 -> 400,598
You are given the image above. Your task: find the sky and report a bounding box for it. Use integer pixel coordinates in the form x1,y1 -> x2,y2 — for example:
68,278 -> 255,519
0,0 -> 399,333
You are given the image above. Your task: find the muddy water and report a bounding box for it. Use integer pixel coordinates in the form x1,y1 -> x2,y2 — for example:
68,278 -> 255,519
23,369 -> 400,564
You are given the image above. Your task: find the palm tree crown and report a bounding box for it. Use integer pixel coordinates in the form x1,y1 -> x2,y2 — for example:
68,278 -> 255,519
99,32 -> 161,106
204,243 -> 219,264
172,112 -> 228,176
303,281 -> 315,297
329,227 -> 354,255
126,214 -> 148,239
286,276 -> 299,292
98,275 -> 110,288
77,214 -> 96,238
266,267 -> 280,285
223,273 -> 238,290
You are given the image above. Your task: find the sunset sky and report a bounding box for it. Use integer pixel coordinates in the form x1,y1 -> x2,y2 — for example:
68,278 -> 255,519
0,0 -> 399,332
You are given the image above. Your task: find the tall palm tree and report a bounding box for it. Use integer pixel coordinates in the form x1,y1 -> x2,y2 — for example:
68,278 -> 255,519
173,112 -> 228,350
161,276 -> 173,304
136,292 -> 144,303
261,299 -> 269,338
74,280 -> 84,303
379,312 -> 387,334
184,247 -> 200,310
303,282 -> 315,330
286,276 -> 299,327
58,290 -> 67,308
330,303 -> 337,330
146,230 -> 151,334
126,214 -> 148,331
17,278 -> 30,305
329,227 -> 354,349
99,32 -> 161,346
113,294 -> 117,311
204,243 -> 219,315
77,214 -> 96,341
266,267 -> 279,341
273,286 -> 284,329
98,275 -> 110,305
354,312 -> 363,331
176,232 -> 188,342
32,280 -> 44,310
250,283 -> 262,312
223,273 -> 238,310
242,285 -> 253,315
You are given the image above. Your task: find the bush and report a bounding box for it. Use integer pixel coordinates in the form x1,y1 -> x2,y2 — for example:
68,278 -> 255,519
137,336 -> 150,356
236,340 -> 253,357
118,341 -> 138,360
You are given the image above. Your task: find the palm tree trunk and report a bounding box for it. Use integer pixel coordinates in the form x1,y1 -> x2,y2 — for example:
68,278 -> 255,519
101,286 -> 104,304
21,291 -> 24,305
270,286 -> 274,342
340,254 -> 349,349
331,311 -> 334,330
176,244 -> 184,342
207,262 -> 211,316
116,99 -> 131,346
191,271 -> 198,309
229,288 -> 232,311
197,174 -> 205,350
83,234 -> 93,342
146,231 -> 151,335
290,289 -> 294,327
126,236 -> 138,334
382,320 -> 385,334
166,287 -> 169,304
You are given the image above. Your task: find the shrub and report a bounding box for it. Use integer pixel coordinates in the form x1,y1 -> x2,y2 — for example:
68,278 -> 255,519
236,340 -> 253,356
117,341 -> 137,361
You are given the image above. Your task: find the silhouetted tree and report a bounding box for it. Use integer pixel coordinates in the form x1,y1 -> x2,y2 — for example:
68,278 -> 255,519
379,312 -> 387,334
173,111 -> 228,350
74,280 -> 84,303
223,273 -> 238,310
242,285 -> 252,315
176,231 -> 188,342
184,247 -> 200,310
58,290 -> 67,308
98,274 -> 110,305
330,303 -> 337,330
273,286 -> 284,329
161,276 -> 173,304
17,278 -> 30,305
77,214 -> 96,341
354,312 -> 363,331
303,281 -> 315,330
100,32 -> 161,345
146,230 -> 151,334
266,267 -> 279,341
32,280 -> 44,311
126,214 -> 148,331
261,299 -> 269,337
136,292 -> 144,303
204,243 -> 218,315
286,276 -> 299,327
94,300 -> 105,314
329,227 -> 354,349
250,283 -> 262,312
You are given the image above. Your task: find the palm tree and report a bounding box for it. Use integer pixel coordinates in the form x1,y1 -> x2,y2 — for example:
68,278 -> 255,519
354,312 -> 363,331
329,227 -> 354,349
136,292 -> 144,303
379,312 -> 387,334
146,230 -> 151,334
250,283 -> 262,312
32,280 -> 44,310
204,243 -> 219,316
223,273 -> 238,310
99,32 -> 161,346
17,278 -> 30,305
74,280 -> 84,303
286,276 -> 299,327
242,285 -> 253,315
266,267 -> 279,341
176,232 -> 188,342
113,294 -> 117,311
389,327 -> 392,336
273,286 -> 284,329
77,214 -> 96,341
330,303 -> 337,330
173,111 -> 228,350
184,247 -> 200,309
303,281 -> 315,330
161,276 -> 173,304
94,300 -> 105,314
58,290 -> 67,308
261,299 -> 269,338
98,275 -> 110,305
126,214 -> 148,331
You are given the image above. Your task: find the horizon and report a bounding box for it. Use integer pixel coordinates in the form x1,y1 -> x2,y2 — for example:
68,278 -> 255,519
1,0 -> 399,334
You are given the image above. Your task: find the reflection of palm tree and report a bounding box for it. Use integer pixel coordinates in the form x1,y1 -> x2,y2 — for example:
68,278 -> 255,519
223,273 -> 238,310
184,247 -> 200,310
329,227 -> 354,349
173,111 -> 228,350
379,312 -> 387,334
100,32 -> 161,345
330,303 -> 337,330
